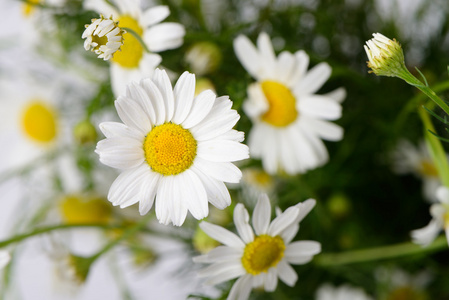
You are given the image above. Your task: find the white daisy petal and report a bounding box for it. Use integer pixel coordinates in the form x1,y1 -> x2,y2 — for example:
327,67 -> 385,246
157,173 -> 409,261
0,251 -> 10,269
234,204 -> 255,244
178,170 -> 209,221
95,137 -> 144,170
139,171 -> 161,215
276,51 -> 297,83
295,62 -> 332,96
287,50 -> 310,86
253,194 -> 272,235
190,166 -> 231,209
264,267 -> 278,292
155,176 -> 173,225
169,180 -> 189,226
199,261 -> 246,285
107,164 -> 149,207
141,5 -> 170,27
199,221 -> 245,248
151,69 -> 175,122
298,95 -> 342,121
306,118 -> 344,141
194,158 -> 242,183
197,140 -> 249,162
285,240 -> 321,263
436,186 -> 449,205
228,275 -> 253,300
182,90 -> 216,129
323,87 -> 346,103
99,122 -> 143,141
277,259 -> 298,287
139,78 -> 165,125
267,206 -> 300,236
115,96 -> 152,133
193,246 -> 243,263
411,219 -> 441,247
144,23 -> 186,52
233,34 -> 262,80
257,32 -> 277,74
172,71 -> 196,124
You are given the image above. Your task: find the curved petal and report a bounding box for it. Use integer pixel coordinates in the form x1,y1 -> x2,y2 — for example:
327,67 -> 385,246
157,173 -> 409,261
191,166 -> 231,209
277,259 -> 297,287
193,246 -> 243,263
96,137 -> 144,170
107,164 -> 149,207
155,176 -> 173,225
141,5 -> 170,27
411,219 -> 441,247
264,267 -> 278,292
287,50 -> 310,87
139,170 -> 161,215
99,122 -> 144,141
285,241 -> 321,264
144,23 -> 185,52
126,81 -> 156,125
199,221 -> 245,248
152,68 -> 175,122
138,78 -> 165,125
298,95 -> 342,121
172,71 -> 195,124
228,275 -> 253,300
199,261 -> 246,285
197,140 -> 249,163
234,204 -> 255,244
194,158 -> 242,183
233,34 -> 262,80
115,96 -> 152,134
253,194 -> 272,235
267,206 -> 300,237
294,62 -> 331,96
177,169 -> 209,221
182,90 -> 216,129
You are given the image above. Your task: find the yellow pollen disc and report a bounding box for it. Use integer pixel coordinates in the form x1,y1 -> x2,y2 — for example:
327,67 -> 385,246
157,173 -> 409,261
22,0 -> 40,17
21,100 -> 58,143
60,195 -> 112,225
112,15 -> 144,68
144,123 -> 197,176
92,34 -> 109,51
419,160 -> 438,177
241,235 -> 285,275
260,81 -> 298,127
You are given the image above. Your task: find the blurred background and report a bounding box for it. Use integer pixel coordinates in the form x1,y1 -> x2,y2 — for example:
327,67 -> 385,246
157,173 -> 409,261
1,0 -> 449,299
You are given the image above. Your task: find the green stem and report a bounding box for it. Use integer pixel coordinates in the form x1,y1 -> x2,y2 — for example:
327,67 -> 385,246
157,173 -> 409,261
315,236 -> 447,267
121,27 -> 150,53
399,69 -> 449,117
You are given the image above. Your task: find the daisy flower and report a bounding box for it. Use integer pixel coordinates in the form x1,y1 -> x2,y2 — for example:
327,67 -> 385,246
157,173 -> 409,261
193,194 -> 320,300
84,0 -> 185,96
411,186 -> 449,247
316,283 -> 373,300
391,139 -> 441,202
95,69 -> 249,226
233,32 -> 345,175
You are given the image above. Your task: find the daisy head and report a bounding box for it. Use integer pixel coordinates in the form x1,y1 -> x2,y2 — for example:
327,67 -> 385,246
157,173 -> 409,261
411,186 -> 449,247
364,33 -> 406,77
82,14 -> 126,61
193,194 -> 320,300
233,32 -> 345,175
84,0 -> 186,96
95,69 -> 249,226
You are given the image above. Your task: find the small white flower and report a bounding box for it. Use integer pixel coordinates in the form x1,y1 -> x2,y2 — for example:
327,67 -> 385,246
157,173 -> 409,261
411,186 -> 449,247
84,0 -> 185,96
193,194 -> 320,300
95,69 -> 249,226
233,32 -> 345,175
392,139 -> 441,202
0,250 -> 11,269
364,33 -> 406,77
82,15 -> 125,61
315,283 -> 373,300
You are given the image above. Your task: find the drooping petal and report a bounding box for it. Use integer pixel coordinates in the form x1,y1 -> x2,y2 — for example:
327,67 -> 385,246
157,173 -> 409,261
234,204 -> 255,244
253,194 -> 271,235
199,221 -> 245,248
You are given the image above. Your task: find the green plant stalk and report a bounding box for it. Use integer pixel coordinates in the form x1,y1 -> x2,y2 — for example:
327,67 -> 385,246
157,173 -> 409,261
418,103 -> 449,187
316,236 -> 447,267
398,68 -> 449,117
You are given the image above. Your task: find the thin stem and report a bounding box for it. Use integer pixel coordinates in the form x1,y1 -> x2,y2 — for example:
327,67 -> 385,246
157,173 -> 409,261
121,27 -> 150,53
315,236 -> 447,267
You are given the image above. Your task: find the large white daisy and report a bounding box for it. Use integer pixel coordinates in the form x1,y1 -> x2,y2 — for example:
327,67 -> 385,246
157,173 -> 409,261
233,32 -> 345,175
84,0 -> 185,96
411,186 -> 449,247
193,194 -> 320,300
95,69 -> 249,226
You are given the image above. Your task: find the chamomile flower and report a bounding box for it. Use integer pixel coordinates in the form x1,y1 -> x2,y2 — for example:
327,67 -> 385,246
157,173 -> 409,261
193,194 -> 320,300
234,32 -> 345,175
392,139 -> 441,202
95,69 -> 249,226
316,283 -> 373,300
411,186 -> 449,247
82,14 -> 125,61
84,0 -> 185,96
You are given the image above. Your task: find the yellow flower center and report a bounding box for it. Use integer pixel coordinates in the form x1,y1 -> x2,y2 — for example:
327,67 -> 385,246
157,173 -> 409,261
21,100 -> 57,143
386,286 -> 428,300
143,123 -> 197,176
241,235 -> 285,275
22,0 -> 40,17
92,34 -> 109,52
260,81 -> 298,127
418,160 -> 438,177
60,195 -> 112,225
112,15 -> 144,68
